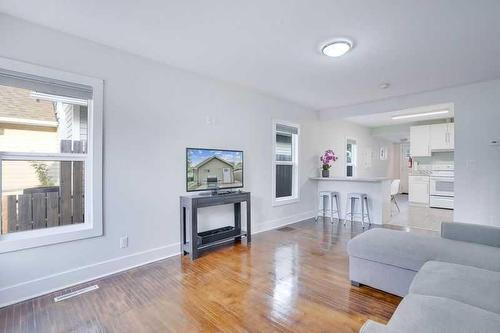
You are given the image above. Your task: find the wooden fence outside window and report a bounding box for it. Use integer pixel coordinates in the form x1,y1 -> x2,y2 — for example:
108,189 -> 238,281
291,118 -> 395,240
1,140 -> 85,234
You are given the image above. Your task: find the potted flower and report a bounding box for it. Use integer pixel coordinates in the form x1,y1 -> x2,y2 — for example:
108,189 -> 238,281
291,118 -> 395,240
320,149 -> 338,177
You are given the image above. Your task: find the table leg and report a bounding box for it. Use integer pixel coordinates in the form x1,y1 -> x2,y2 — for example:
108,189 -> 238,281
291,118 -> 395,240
180,204 -> 186,255
246,196 -> 251,243
234,202 -> 242,241
190,204 -> 199,260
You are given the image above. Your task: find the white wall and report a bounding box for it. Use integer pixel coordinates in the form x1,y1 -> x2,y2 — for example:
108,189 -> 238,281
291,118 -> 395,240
0,15 -> 319,306
390,143 -> 401,183
320,80 -> 500,227
317,119 -> 397,179
1,13 -> 499,307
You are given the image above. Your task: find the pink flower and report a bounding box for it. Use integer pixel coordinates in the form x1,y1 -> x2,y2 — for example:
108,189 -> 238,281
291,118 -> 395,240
320,149 -> 338,170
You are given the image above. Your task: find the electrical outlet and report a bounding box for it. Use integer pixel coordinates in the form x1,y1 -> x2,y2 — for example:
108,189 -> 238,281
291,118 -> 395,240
120,236 -> 128,248
205,116 -> 215,125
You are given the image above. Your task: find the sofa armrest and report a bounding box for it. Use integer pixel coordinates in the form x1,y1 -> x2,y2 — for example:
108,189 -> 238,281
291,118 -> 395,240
441,222 -> 500,247
359,320 -> 387,333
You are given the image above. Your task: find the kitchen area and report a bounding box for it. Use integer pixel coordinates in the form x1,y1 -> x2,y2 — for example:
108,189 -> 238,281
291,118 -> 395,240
344,103 -> 455,231
409,122 -> 455,209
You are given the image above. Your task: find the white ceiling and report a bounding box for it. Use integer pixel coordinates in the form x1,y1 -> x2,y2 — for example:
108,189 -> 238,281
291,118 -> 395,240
346,103 -> 454,128
346,103 -> 454,143
1,1 -> 500,110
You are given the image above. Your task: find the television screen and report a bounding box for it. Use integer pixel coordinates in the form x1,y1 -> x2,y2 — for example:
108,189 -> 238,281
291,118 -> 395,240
186,148 -> 243,192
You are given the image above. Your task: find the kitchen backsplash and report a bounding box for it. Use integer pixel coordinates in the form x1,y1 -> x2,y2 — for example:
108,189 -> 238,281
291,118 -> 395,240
412,151 -> 454,174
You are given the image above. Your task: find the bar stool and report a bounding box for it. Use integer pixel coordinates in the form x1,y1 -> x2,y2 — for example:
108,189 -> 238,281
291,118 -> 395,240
344,192 -> 371,228
315,191 -> 341,223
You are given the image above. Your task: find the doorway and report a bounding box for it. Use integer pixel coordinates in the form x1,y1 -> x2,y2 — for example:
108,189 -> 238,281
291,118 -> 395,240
399,143 -> 410,194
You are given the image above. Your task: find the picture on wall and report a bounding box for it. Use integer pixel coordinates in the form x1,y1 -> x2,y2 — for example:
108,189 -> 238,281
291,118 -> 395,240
379,146 -> 388,160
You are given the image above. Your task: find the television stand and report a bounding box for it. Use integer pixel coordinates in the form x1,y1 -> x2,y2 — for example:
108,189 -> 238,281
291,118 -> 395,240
196,189 -> 240,196
212,189 -> 240,196
180,191 -> 251,260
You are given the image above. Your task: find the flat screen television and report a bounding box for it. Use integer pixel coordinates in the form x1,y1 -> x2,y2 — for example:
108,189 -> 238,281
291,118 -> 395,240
186,148 -> 244,192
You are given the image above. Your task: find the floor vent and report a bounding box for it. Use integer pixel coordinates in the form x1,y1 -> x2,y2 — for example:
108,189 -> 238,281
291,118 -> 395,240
277,226 -> 295,232
54,284 -> 99,303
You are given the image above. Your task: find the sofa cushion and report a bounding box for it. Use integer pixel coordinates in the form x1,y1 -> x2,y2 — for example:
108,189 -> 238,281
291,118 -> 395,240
347,228 -> 500,272
359,320 -> 387,333
409,261 -> 500,314
382,294 -> 500,333
441,222 -> 500,247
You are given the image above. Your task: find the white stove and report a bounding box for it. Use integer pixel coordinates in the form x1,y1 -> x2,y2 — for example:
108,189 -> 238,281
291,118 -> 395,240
429,164 -> 454,209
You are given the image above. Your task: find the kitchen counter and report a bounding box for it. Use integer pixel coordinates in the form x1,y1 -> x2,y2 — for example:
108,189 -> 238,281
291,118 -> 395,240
310,177 -> 392,182
312,176 -> 392,225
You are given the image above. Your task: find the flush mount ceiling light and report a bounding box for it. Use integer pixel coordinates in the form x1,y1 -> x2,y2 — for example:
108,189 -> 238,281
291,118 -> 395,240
391,110 -> 449,120
321,39 -> 353,57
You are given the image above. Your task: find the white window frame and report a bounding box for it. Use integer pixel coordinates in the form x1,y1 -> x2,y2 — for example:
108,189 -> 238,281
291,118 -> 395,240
345,136 -> 357,178
0,57 -> 103,253
272,120 -> 300,206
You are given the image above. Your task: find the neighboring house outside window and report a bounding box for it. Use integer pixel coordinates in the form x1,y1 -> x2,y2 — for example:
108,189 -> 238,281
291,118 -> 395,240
272,121 -> 299,206
0,58 -> 103,253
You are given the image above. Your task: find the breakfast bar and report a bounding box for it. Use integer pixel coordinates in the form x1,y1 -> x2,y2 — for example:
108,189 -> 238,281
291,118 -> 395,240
310,177 -> 392,225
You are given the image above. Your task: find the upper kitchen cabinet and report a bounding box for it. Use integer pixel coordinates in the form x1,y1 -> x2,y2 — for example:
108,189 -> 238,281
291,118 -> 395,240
430,123 -> 454,151
411,122 -> 454,156
410,125 -> 431,156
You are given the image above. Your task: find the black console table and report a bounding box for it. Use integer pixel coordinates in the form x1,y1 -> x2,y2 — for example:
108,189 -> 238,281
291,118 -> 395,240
180,191 -> 251,260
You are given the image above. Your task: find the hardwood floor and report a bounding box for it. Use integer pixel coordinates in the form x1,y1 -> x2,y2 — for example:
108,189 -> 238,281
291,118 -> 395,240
0,219 -> 405,332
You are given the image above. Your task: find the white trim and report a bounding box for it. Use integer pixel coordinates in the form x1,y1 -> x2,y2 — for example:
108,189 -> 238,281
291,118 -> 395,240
0,243 -> 180,308
0,152 -> 86,161
0,56 -> 103,253
272,197 -> 300,206
0,209 -> 315,308
253,210 -> 315,234
0,116 -> 58,127
0,222 -> 101,253
272,120 -> 300,206
30,92 -> 88,106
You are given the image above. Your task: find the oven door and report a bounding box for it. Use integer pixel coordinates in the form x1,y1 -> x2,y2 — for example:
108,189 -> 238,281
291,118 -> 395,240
430,177 -> 454,197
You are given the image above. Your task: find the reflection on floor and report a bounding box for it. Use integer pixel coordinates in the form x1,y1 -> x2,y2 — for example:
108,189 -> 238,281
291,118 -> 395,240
1,219 -> 403,333
387,194 -> 453,231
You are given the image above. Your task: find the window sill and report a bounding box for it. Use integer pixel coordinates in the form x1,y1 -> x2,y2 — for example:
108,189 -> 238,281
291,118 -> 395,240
0,222 -> 102,253
272,197 -> 300,207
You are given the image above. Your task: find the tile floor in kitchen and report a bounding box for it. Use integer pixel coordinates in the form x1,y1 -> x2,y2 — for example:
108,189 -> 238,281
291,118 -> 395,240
387,194 -> 454,232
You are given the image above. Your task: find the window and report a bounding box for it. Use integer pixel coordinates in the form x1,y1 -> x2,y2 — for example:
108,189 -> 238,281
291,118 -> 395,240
346,138 -> 357,177
0,57 -> 102,253
272,121 -> 299,205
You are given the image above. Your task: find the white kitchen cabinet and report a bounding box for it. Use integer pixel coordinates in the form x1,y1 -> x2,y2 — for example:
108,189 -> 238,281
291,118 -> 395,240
430,123 -> 454,151
409,176 -> 429,204
430,123 -> 448,150
410,125 -> 431,156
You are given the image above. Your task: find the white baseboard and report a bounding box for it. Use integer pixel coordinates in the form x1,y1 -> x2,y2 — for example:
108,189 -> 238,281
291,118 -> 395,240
0,210 -> 314,308
0,242 -> 180,308
253,210 -> 315,234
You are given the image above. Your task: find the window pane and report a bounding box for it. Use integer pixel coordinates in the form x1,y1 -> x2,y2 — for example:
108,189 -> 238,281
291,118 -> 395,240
1,160 -> 85,234
276,165 -> 293,198
275,133 -> 292,161
346,165 -> 354,177
0,85 -> 88,153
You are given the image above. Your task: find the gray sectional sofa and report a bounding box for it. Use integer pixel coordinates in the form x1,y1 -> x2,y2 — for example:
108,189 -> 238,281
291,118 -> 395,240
347,222 -> 500,332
